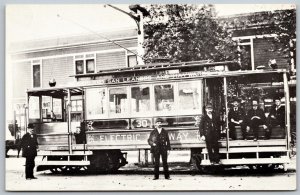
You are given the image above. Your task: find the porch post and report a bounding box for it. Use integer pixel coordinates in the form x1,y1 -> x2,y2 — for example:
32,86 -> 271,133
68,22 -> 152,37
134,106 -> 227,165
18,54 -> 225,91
67,89 -> 73,154
283,72 -> 291,151
223,77 -> 229,151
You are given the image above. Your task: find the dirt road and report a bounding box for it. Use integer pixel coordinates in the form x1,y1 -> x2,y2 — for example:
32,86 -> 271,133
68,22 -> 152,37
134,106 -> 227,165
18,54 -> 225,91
5,150 -> 297,191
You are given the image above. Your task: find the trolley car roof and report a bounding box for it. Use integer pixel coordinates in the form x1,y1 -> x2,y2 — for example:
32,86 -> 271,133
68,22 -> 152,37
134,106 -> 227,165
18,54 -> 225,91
27,68 -> 288,95
27,87 -> 83,97
70,60 -> 240,78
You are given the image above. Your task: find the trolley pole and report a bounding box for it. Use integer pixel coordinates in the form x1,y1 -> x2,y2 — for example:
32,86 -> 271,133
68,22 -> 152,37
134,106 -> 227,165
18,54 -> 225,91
67,89 -> 73,154
283,72 -> 291,151
136,8 -> 145,65
106,4 -> 148,65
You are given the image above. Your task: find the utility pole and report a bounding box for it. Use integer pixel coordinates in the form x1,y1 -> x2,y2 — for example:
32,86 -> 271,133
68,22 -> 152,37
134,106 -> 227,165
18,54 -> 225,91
106,4 -> 149,66
136,8 -> 145,65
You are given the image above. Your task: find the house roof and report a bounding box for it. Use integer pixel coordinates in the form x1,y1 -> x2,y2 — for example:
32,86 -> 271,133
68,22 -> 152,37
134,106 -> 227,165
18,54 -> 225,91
9,28 -> 138,53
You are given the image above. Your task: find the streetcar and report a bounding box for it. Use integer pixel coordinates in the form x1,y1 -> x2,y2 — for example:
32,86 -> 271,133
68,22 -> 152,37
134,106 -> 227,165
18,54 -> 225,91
25,60 -> 293,173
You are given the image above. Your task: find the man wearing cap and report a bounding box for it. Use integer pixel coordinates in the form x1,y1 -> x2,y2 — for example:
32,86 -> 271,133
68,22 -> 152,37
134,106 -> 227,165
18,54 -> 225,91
199,103 -> 220,165
246,99 -> 268,141
267,96 -> 285,139
228,98 -> 247,140
148,118 -> 171,180
18,124 -> 38,180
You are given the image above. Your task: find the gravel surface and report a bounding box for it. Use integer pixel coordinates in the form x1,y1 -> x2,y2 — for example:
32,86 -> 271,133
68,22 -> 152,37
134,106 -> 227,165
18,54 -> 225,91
5,150 -> 297,191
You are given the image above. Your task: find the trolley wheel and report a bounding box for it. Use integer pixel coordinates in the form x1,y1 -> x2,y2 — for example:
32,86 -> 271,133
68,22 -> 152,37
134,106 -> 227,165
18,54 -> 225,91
191,154 -> 202,171
50,167 -> 62,174
248,165 -> 257,170
199,165 -> 223,174
62,166 -> 83,173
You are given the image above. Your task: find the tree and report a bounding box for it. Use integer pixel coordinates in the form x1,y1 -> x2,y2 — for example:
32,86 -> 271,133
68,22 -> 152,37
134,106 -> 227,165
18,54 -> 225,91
143,4 -> 238,63
268,9 -> 296,72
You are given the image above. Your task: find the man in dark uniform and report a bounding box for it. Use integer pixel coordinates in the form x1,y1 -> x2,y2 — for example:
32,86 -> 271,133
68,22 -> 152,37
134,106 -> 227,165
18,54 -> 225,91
148,118 -> 171,180
18,124 -> 38,180
246,99 -> 268,141
267,96 -> 285,139
228,98 -> 247,140
199,103 -> 220,165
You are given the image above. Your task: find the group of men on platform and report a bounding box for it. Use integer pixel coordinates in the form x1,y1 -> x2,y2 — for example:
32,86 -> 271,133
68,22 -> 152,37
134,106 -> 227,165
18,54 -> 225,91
228,96 -> 285,141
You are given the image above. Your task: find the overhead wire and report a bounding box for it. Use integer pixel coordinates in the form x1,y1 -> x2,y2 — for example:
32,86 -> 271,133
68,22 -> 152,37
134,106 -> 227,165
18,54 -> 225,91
56,14 -> 142,59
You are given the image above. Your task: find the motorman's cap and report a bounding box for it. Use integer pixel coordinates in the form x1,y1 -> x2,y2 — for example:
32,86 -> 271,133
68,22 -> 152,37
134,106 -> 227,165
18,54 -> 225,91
28,123 -> 34,129
156,118 -> 164,123
273,95 -> 282,101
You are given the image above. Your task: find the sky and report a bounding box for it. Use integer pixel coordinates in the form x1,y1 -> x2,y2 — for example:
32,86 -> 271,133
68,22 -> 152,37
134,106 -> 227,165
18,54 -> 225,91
6,4 -> 296,43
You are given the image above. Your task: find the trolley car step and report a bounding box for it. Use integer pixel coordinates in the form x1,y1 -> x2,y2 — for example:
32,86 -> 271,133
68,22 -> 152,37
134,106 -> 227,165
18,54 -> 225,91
37,161 -> 90,166
201,156 -> 290,165
202,146 -> 288,154
38,151 -> 93,156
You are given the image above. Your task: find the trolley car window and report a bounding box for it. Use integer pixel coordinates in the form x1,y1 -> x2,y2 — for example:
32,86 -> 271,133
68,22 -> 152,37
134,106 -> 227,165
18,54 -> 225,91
154,84 -> 175,112
42,96 -> 51,121
52,98 -> 62,119
131,86 -> 150,113
178,82 -> 201,111
86,88 -> 107,119
109,87 -> 128,115
28,96 -> 40,120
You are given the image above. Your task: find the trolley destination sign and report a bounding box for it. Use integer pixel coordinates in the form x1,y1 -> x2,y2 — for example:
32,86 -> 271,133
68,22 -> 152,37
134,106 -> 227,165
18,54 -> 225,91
74,71 -> 205,87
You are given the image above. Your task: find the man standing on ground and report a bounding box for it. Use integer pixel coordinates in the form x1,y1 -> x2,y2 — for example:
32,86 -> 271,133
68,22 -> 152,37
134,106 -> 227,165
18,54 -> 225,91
18,124 -> 38,180
148,118 -> 171,180
199,103 -> 220,165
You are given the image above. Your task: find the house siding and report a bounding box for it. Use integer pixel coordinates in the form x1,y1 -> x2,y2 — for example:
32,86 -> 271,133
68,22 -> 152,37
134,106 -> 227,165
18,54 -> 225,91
96,51 -> 126,71
11,40 -> 137,60
12,61 -> 31,98
253,37 -> 289,69
42,56 -> 74,88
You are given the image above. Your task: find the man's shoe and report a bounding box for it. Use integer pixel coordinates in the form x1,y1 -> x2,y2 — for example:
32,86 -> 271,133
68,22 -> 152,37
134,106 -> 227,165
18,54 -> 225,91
165,177 -> 171,180
26,178 -> 31,180
31,177 -> 37,179
153,177 -> 159,180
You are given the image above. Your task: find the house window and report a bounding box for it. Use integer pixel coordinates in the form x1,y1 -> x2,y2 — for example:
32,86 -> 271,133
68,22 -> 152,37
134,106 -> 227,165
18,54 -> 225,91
240,44 -> 252,70
75,60 -> 84,74
127,55 -> 137,67
32,63 -> 41,88
75,54 -> 95,74
86,59 -> 95,73
236,38 -> 254,70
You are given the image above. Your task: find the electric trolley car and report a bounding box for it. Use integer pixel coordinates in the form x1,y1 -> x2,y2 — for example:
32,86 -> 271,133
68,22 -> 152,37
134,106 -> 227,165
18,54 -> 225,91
26,60 -> 292,173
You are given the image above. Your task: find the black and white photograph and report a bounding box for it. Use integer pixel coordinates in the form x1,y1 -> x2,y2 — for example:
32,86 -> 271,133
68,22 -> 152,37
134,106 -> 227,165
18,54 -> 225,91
5,3 -> 296,191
